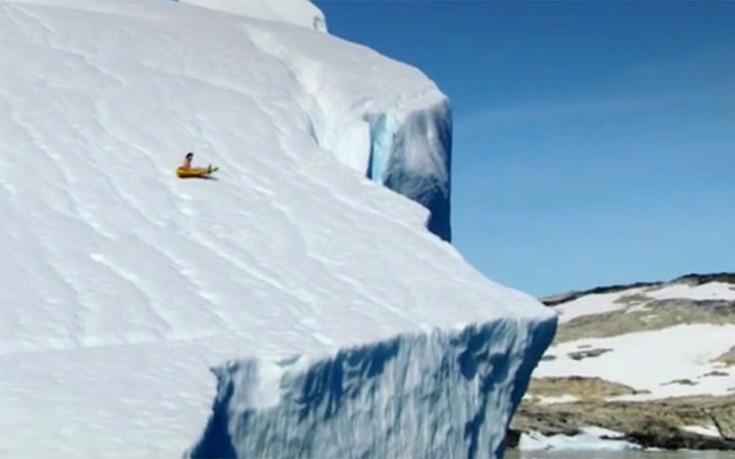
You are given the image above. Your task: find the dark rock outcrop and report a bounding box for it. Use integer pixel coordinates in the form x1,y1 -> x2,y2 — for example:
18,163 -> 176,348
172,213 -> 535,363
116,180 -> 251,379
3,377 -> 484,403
711,404 -> 735,440
541,272 -> 735,307
510,394 -> 735,451
515,273 -> 735,452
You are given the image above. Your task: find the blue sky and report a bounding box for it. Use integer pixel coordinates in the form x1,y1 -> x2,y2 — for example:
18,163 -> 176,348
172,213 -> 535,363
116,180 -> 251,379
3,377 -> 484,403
315,1 -> 735,296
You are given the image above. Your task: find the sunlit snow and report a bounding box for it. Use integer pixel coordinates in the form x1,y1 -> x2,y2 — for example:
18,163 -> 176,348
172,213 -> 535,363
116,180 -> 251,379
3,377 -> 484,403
646,282 -> 735,301
0,0 -> 555,457
519,427 -> 641,452
553,289 -> 644,324
536,324 -> 735,400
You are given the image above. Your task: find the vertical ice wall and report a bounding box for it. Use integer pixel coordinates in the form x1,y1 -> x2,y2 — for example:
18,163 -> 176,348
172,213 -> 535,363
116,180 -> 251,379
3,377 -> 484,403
366,103 -> 452,242
188,318 -> 556,459
242,21 -> 454,242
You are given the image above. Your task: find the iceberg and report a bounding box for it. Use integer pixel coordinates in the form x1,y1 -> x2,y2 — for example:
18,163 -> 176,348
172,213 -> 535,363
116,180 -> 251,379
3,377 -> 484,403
0,0 -> 555,457
189,320 -> 555,459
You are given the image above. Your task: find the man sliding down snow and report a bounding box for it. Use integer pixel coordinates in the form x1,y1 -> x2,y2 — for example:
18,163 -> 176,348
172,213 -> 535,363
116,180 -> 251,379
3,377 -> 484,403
176,152 -> 218,179
180,152 -> 212,174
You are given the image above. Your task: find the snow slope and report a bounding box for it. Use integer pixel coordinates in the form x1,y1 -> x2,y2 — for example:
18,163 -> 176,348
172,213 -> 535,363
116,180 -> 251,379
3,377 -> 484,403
179,0 -> 328,32
0,0 -> 555,457
553,289 -> 645,324
535,279 -> 735,400
646,282 -> 735,301
180,0 -> 452,242
536,324 -> 735,399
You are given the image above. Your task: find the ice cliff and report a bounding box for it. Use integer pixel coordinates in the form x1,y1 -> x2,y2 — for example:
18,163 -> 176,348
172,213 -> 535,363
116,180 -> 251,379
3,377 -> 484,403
190,320 -> 555,459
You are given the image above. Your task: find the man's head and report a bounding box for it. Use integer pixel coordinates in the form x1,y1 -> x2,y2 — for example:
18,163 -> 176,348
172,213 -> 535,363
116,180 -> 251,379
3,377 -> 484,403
186,152 -> 194,160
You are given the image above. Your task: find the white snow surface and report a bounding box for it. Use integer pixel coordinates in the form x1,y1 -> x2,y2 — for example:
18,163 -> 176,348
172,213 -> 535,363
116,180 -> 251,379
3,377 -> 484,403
535,394 -> 580,405
6,0 -> 453,241
538,280 -> 735,401
536,324 -> 735,400
179,0 -> 328,32
0,1 -> 555,457
519,427 -> 641,452
682,425 -> 722,438
554,282 -> 735,325
646,282 -> 735,301
554,289 -> 645,324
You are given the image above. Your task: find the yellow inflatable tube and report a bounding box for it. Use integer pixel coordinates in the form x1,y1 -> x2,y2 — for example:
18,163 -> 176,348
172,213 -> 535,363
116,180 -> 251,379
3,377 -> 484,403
177,167 -> 210,178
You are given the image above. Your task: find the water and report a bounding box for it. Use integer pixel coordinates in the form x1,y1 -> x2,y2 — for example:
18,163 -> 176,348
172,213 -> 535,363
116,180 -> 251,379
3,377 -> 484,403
506,451 -> 735,459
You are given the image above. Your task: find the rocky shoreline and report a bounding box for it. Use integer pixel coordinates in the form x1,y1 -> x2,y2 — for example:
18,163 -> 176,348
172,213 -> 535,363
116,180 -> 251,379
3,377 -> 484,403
508,380 -> 735,450
508,273 -> 735,452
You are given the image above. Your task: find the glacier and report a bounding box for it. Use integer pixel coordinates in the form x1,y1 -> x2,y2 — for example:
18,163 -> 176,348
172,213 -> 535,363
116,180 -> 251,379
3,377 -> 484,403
0,0 -> 556,457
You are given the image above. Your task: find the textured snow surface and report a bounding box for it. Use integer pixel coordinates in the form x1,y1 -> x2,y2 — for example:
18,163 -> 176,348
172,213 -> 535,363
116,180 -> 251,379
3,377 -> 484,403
536,324 -> 735,400
519,427 -> 641,452
0,0 -> 555,457
554,282 -> 735,325
646,282 -> 735,301
179,0 -> 327,32
247,20 -> 454,240
554,289 -> 644,324
6,0 -> 452,241
537,280 -> 735,400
